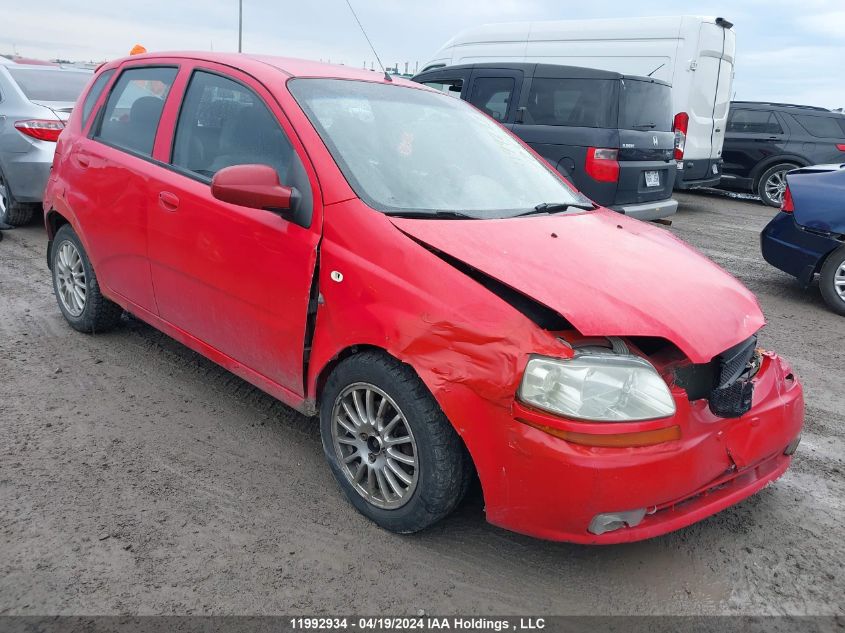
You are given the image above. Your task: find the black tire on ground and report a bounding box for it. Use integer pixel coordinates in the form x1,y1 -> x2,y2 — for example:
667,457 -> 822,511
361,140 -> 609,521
320,351 -> 471,534
819,246 -> 845,317
757,163 -> 799,208
0,167 -> 37,226
51,224 -> 123,333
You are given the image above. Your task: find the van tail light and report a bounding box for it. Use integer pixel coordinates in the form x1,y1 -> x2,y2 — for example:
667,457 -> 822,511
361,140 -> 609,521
781,184 -> 794,213
585,147 -> 619,183
673,112 -> 689,160
14,119 -> 65,142
836,143 -> 845,152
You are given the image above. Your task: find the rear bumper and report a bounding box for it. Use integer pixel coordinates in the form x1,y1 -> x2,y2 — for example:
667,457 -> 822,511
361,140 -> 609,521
761,212 -> 840,286
675,158 -> 723,190
611,198 -> 678,221
1,145 -> 54,202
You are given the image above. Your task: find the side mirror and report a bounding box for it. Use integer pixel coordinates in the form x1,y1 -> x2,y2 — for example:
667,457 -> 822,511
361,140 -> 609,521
211,164 -> 299,215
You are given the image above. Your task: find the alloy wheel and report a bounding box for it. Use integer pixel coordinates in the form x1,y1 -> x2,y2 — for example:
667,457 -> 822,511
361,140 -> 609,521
55,240 -> 87,316
330,382 -> 419,509
764,170 -> 788,205
835,261 -> 845,301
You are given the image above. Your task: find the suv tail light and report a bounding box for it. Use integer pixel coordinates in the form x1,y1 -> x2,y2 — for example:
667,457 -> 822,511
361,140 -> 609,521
673,112 -> 689,160
782,184 -> 794,213
585,147 -> 619,183
14,119 -> 65,142
836,144 -> 845,152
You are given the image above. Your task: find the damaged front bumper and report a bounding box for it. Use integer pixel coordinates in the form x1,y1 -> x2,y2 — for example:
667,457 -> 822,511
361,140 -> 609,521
457,351 -> 803,544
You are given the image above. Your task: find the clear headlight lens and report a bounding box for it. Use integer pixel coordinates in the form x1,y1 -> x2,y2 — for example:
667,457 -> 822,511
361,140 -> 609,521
519,352 -> 676,422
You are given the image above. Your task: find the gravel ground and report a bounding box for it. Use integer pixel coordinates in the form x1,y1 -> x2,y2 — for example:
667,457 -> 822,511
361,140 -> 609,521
0,191 -> 843,616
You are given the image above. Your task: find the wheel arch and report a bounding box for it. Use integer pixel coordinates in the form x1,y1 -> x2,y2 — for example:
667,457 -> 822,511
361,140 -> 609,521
750,155 -> 810,189
311,343 -> 481,496
44,209 -> 72,269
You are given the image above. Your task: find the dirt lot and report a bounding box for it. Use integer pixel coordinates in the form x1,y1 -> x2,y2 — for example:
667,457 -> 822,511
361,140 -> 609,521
1,191 -> 843,616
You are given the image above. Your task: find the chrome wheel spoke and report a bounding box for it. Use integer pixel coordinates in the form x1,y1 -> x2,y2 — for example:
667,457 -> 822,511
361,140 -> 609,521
54,240 -> 87,317
330,382 -> 419,510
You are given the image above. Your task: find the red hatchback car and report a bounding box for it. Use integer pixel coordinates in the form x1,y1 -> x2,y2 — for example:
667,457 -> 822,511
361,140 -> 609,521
44,52 -> 804,543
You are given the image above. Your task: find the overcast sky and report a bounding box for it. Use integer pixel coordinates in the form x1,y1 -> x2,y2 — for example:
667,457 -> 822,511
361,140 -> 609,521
2,0 -> 843,108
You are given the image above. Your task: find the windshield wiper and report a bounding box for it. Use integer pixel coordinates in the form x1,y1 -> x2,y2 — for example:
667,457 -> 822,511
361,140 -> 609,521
385,210 -> 478,220
514,202 -> 596,217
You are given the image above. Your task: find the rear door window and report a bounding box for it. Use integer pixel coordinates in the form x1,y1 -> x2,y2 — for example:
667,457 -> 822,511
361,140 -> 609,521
80,69 -> 115,128
618,80 -> 672,132
469,77 -> 515,122
727,109 -> 783,134
524,78 -> 615,128
94,66 -> 177,157
792,113 -> 845,138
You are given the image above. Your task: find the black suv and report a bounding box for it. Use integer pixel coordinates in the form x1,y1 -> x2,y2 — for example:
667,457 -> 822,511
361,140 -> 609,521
719,101 -> 845,206
412,63 -> 678,221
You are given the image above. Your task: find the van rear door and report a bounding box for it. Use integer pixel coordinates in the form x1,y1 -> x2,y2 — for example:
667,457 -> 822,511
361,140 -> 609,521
615,79 -> 676,206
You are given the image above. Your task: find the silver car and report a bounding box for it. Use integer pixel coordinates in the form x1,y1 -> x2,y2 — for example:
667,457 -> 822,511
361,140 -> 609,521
0,64 -> 91,226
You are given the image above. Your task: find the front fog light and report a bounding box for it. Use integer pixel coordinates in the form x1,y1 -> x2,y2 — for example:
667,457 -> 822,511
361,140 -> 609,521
519,353 -> 676,422
588,509 -> 647,535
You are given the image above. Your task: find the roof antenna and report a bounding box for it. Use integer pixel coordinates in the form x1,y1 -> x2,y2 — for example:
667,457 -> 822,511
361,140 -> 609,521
344,0 -> 391,82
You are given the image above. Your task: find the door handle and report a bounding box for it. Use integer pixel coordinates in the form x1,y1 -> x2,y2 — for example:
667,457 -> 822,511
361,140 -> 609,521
158,191 -> 180,211
76,155 -> 90,168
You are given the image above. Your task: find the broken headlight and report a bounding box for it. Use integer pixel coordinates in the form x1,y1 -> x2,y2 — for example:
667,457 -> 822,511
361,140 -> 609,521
519,352 -> 676,422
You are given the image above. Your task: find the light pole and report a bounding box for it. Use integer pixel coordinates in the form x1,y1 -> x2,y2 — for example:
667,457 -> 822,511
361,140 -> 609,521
238,0 -> 243,52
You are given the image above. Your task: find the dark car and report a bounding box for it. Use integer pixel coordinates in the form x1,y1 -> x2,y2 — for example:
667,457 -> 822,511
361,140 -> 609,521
761,163 -> 845,315
720,101 -> 845,207
412,63 -> 677,221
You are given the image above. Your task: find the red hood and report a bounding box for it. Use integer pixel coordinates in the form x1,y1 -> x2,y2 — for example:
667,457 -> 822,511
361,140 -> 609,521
390,209 -> 764,363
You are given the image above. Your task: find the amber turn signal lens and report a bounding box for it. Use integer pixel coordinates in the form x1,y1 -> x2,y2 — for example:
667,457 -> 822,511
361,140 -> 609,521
518,419 -> 681,447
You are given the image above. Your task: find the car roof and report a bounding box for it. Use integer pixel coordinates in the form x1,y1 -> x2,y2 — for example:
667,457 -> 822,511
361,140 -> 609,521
100,51 -> 414,85
731,100 -> 833,113
413,62 -> 671,86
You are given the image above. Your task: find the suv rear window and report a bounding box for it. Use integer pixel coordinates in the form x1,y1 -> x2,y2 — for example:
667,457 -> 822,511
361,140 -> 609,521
7,68 -> 90,102
619,80 -> 672,132
793,113 -> 845,138
524,78 -> 615,128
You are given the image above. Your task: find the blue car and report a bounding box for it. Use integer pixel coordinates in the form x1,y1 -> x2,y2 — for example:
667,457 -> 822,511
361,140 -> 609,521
761,163 -> 845,315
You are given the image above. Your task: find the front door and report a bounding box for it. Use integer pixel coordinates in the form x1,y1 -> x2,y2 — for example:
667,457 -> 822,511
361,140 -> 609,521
146,65 -> 321,394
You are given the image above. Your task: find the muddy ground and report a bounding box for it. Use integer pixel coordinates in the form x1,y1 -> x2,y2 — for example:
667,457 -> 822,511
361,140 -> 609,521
0,191 -> 843,616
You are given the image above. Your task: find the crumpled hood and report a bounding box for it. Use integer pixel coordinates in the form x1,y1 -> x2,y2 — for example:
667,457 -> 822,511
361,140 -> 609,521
390,209 -> 764,363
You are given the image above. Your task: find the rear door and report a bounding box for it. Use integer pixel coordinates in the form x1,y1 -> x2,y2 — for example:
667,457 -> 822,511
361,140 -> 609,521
145,62 -> 322,396
722,108 -> 789,179
684,22 -> 726,165
68,62 -> 180,314
615,79 -> 676,205
466,68 -> 523,127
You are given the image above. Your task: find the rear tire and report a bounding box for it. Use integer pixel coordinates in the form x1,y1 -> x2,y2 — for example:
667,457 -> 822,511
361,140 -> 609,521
0,167 -> 37,226
819,246 -> 845,316
51,224 -> 123,333
320,351 -> 471,534
757,163 -> 798,208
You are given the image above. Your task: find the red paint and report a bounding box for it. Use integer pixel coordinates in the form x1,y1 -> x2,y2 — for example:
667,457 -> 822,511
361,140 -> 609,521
44,52 -> 804,543
211,164 -> 295,210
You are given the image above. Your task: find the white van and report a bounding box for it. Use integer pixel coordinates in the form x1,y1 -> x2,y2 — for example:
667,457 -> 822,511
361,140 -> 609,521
423,16 -> 736,190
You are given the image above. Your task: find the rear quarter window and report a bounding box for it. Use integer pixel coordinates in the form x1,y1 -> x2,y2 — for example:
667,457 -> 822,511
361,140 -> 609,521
80,69 -> 115,128
524,78 -> 615,128
793,113 -> 845,138
727,109 -> 783,134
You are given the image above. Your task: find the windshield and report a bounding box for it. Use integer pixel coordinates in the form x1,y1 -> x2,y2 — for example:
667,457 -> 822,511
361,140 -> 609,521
619,80 -> 672,132
8,68 -> 91,103
289,78 -> 586,218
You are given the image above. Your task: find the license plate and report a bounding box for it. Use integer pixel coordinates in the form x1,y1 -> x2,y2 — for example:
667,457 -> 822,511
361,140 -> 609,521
645,171 -> 660,187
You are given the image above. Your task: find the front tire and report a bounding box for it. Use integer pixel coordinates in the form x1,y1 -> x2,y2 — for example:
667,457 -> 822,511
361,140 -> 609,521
757,163 -> 798,208
51,224 -> 123,333
0,167 -> 36,226
819,246 -> 845,316
320,351 -> 470,533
